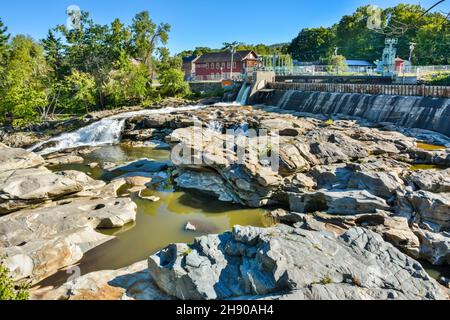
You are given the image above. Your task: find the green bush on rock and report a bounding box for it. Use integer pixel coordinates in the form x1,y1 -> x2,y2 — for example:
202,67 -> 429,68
0,259 -> 29,300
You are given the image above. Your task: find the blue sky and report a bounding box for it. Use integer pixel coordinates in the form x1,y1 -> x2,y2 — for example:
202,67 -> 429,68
0,0 -> 448,53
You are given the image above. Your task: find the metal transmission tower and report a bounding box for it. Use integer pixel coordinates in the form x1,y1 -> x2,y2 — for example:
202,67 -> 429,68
367,1 -> 447,76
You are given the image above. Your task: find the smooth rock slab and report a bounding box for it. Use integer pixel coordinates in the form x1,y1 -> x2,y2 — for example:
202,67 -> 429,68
44,154 -> 85,166
0,147 -> 44,172
148,225 -> 445,300
0,167 -> 83,214
0,197 -> 137,283
32,261 -> 170,301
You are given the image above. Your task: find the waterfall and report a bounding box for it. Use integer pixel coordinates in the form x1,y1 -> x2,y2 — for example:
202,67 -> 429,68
31,105 -> 206,155
277,90 -> 296,109
235,83 -> 251,105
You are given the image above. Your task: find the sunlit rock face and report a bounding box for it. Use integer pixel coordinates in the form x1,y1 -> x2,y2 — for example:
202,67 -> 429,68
148,225 -> 445,300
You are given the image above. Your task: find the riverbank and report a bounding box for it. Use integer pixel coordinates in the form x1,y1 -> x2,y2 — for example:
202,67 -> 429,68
0,102 -> 449,300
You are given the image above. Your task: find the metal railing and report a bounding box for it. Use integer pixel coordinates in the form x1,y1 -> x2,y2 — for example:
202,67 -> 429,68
398,65 -> 450,78
258,65 -> 450,78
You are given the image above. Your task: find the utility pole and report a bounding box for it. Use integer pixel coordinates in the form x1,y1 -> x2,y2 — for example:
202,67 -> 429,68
230,46 -> 236,80
224,42 -> 239,80
409,42 -> 416,64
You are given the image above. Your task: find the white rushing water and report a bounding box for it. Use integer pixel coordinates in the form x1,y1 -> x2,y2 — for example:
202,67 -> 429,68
30,105 -> 206,155
235,83 -> 251,105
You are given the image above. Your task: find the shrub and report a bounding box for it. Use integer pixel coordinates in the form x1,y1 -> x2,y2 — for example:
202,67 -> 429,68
0,259 -> 29,300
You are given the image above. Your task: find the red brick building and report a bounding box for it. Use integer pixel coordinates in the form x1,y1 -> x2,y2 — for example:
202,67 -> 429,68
193,50 -> 259,81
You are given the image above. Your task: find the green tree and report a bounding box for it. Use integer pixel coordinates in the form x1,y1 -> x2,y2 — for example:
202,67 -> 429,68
64,70 -> 96,113
414,17 -> 450,65
105,56 -> 153,107
131,11 -> 171,74
335,6 -> 384,62
56,11 -> 117,108
42,30 -> 68,80
159,68 -> 190,98
0,35 -> 48,125
0,18 -> 10,88
326,55 -> 348,73
0,18 -> 9,58
288,27 -> 336,62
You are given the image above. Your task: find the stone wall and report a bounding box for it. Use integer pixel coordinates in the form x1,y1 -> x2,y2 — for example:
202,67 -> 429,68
189,81 -> 223,94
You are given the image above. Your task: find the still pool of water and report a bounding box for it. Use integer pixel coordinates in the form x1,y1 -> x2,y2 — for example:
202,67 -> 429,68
49,144 -> 171,181
40,144 -> 272,287
416,142 -> 447,151
410,164 -> 447,171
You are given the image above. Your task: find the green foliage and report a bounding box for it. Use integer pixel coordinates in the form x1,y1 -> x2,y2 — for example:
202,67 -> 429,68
0,10 -> 192,125
326,55 -> 348,73
415,21 -> 450,65
64,70 -> 97,113
105,57 -> 154,107
334,5 -> 385,63
0,258 -> 29,300
288,3 -> 450,65
288,27 -> 336,62
0,35 -> 48,125
422,72 -> 450,86
319,276 -> 333,285
159,68 -> 190,98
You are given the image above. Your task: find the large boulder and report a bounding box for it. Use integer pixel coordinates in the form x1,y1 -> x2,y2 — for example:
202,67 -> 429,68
44,154 -> 85,166
148,225 -> 445,300
0,167 -> 83,214
414,228 -> 450,265
398,191 -> 450,231
175,170 -> 241,203
348,170 -> 405,199
407,169 -> 450,193
289,190 -> 391,215
0,197 -> 137,283
0,147 -> 44,172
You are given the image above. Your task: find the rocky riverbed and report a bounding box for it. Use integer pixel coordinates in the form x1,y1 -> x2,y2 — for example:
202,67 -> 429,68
0,103 -> 449,300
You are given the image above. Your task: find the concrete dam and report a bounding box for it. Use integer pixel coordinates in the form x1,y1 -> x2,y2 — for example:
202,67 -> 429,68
252,89 -> 450,137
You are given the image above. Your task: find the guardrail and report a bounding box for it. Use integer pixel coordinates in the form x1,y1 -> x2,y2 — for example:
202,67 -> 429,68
258,65 -> 450,78
267,82 -> 450,98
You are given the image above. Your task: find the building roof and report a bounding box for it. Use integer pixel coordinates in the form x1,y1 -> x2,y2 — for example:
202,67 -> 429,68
195,50 -> 258,63
345,59 -> 374,67
182,55 -> 198,63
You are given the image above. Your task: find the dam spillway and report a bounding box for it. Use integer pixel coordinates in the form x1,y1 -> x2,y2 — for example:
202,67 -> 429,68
253,89 -> 450,136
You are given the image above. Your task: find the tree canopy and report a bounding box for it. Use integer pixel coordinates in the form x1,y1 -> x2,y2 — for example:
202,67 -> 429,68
0,11 -> 190,126
287,3 -> 450,64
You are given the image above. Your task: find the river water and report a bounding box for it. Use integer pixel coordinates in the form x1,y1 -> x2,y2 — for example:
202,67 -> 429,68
39,144 -> 272,287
